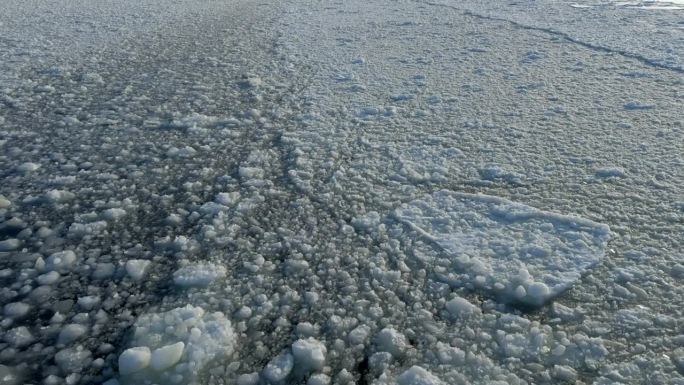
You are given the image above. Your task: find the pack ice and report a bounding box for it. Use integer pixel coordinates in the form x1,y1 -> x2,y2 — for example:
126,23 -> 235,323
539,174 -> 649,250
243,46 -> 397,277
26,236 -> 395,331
394,190 -> 610,307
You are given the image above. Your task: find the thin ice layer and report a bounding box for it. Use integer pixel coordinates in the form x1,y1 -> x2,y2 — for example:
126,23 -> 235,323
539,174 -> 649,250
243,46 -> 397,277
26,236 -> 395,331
394,190 -> 610,307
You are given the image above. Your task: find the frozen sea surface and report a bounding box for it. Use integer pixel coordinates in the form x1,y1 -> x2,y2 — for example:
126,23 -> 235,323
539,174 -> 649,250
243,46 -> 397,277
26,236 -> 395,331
0,0 -> 683,384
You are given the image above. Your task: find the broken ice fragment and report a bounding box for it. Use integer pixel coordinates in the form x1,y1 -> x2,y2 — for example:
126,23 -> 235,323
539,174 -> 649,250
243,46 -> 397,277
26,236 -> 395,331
119,347 -> 151,375
172,263 -> 227,287
263,351 -> 294,382
150,342 -> 184,371
397,366 -> 443,385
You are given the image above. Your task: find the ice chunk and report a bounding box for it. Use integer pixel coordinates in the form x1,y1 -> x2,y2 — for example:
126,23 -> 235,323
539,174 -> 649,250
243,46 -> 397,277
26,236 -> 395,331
150,342 -> 184,371
0,195 -> 11,209
44,189 -> 75,203
552,365 -> 577,381
125,260 -> 151,281
173,263 -> 227,287
351,211 -> 381,232
375,328 -> 408,357
3,302 -> 30,319
307,373 -> 331,385
55,347 -> 92,373
58,324 -> 88,345
45,250 -> 78,272
36,271 -> 60,285
445,296 -> 479,318
435,342 -> 465,365
348,325 -> 371,345
394,191 -> 610,307
292,338 -> 327,371
77,296 -> 100,310
16,162 -> 40,173
624,101 -> 654,110
478,164 -> 523,184
595,167 -> 626,178
0,365 -> 20,385
4,326 -> 34,347
215,192 -> 240,206
237,372 -> 259,385
369,352 -> 393,373
92,263 -> 115,280
237,75 -> 262,89
118,347 -> 151,375
0,239 -> 20,251
102,208 -> 127,221
394,145 -> 461,183
397,366 -> 443,385
674,350 -> 684,373
120,305 -> 235,384
238,166 -> 264,180
262,351 -> 294,382
166,146 -> 197,158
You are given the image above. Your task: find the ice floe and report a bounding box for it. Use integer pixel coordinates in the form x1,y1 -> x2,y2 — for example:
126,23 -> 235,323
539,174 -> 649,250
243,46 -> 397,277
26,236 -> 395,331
395,190 -> 610,307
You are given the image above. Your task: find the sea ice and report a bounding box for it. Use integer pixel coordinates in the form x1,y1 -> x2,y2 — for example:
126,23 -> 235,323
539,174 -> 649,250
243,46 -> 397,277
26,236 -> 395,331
397,366 -> 443,385
150,342 -> 185,371
16,162 -> 40,173
125,260 -> 151,281
375,328 -> 408,357
118,347 -> 151,375
58,324 -> 88,345
262,351 -> 294,382
394,190 -> 610,307
445,296 -> 479,318
172,263 -> 227,287
292,338 -> 327,371
119,305 -> 236,384
0,239 -> 20,251
45,250 -> 78,272
102,208 -> 127,221
3,302 -> 30,319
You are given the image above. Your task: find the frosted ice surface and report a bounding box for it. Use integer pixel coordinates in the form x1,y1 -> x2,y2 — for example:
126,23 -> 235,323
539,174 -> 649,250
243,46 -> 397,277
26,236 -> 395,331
394,190 -> 610,307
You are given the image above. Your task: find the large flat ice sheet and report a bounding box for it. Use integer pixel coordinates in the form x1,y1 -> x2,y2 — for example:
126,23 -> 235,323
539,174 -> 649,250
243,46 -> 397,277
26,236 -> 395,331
394,191 -> 610,307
